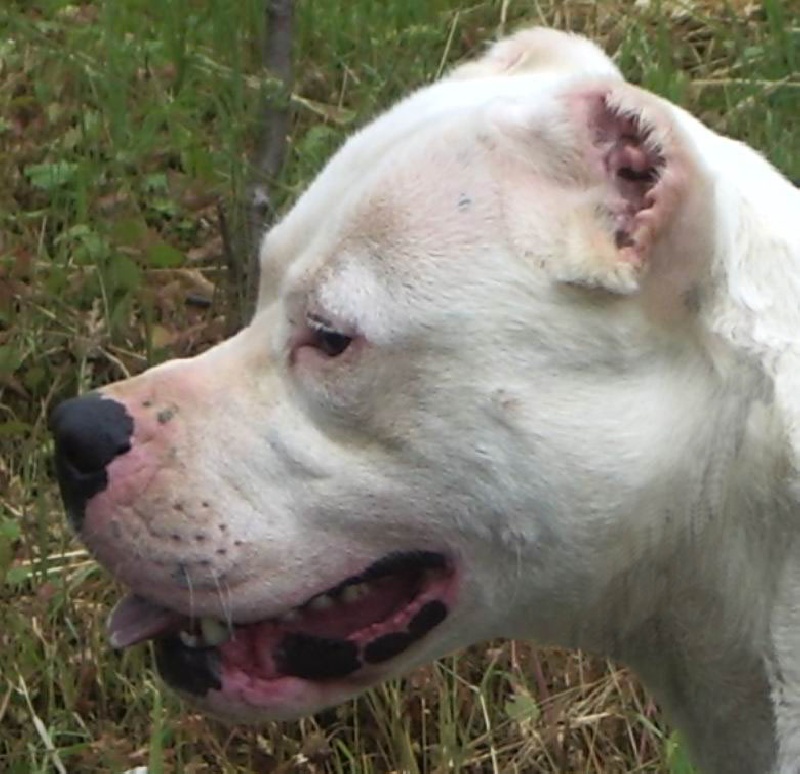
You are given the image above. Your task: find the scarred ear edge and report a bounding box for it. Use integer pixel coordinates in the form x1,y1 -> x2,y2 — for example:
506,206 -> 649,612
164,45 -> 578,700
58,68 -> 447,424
555,83 -> 695,297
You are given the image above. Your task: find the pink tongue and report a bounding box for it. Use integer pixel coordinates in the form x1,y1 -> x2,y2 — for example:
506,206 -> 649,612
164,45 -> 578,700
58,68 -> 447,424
107,594 -> 185,649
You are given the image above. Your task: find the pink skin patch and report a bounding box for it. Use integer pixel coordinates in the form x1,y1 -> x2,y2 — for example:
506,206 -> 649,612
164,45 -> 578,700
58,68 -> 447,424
595,115 -> 665,262
571,88 -> 674,268
76,402 -> 206,605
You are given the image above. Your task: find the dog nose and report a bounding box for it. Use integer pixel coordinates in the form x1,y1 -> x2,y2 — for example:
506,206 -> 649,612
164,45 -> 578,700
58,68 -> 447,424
50,393 -> 134,531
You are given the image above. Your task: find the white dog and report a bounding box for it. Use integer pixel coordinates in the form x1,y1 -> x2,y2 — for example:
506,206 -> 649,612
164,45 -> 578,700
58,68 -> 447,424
50,28 -> 800,774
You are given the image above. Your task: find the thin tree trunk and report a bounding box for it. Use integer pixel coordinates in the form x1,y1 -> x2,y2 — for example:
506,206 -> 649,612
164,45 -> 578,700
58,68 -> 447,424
227,0 -> 294,331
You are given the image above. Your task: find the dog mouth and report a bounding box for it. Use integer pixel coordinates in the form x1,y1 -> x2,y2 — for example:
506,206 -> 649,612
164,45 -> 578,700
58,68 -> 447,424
107,551 -> 455,707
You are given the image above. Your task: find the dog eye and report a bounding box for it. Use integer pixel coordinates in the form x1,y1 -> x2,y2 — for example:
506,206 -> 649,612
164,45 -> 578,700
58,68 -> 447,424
308,318 -> 353,357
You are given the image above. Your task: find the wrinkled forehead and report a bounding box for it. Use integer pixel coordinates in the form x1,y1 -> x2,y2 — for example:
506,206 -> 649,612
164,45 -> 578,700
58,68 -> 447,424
257,70 -> 576,306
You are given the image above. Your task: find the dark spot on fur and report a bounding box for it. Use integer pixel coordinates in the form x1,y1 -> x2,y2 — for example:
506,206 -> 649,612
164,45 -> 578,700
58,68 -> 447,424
157,407 -> 176,424
683,285 -> 702,313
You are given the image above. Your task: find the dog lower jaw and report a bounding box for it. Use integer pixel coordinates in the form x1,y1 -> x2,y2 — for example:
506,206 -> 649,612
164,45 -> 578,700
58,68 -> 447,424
163,665 -> 383,724
152,605 -> 454,721
153,638 -> 372,722
142,552 -> 457,718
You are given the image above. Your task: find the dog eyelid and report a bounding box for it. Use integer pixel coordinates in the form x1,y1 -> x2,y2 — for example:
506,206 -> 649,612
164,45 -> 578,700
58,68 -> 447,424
306,314 -> 353,358
307,313 -> 336,331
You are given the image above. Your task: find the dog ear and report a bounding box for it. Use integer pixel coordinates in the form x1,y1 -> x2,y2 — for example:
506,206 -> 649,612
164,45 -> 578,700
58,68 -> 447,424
450,28 -> 622,80
555,84 -> 714,302
496,81 -> 715,308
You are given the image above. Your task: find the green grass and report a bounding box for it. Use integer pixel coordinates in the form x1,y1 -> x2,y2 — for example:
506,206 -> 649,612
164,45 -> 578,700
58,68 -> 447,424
1,0 -> 798,771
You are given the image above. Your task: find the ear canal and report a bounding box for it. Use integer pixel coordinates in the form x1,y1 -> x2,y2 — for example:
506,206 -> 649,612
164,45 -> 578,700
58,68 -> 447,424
590,95 -> 668,261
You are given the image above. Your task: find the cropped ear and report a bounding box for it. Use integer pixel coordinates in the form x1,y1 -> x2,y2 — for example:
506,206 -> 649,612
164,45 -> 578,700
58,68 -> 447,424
555,83 -> 715,303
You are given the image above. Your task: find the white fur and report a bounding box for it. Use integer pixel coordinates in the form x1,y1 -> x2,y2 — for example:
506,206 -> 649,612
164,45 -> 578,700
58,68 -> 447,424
89,29 -> 800,773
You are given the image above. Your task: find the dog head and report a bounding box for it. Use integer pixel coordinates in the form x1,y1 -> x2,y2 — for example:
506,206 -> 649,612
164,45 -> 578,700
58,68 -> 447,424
51,28 -> 793,722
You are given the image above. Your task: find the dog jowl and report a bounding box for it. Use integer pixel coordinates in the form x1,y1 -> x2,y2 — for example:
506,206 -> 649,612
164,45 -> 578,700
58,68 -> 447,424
51,27 -> 800,774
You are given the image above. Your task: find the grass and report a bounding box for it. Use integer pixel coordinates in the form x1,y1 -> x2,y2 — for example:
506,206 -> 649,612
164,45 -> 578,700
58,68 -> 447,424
1,0 -> 798,771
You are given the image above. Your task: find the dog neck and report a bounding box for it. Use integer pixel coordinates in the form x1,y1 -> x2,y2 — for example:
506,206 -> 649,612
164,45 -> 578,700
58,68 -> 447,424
624,133 -> 800,774
501,163 -> 800,772
500,399 -> 799,773
613,491 -> 797,774
615,164 -> 800,773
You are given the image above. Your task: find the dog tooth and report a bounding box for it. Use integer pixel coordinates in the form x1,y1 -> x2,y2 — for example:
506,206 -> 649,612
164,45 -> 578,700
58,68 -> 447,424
200,617 -> 231,646
179,630 -> 200,648
340,586 -> 360,603
341,583 -> 369,603
279,608 -> 301,624
308,594 -> 334,611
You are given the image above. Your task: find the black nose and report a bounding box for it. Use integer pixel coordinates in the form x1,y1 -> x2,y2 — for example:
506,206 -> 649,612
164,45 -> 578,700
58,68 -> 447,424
50,393 -> 134,531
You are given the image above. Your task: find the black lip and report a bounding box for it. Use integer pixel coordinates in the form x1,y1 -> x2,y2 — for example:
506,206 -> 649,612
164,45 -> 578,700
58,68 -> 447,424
275,633 -> 361,679
154,636 -> 222,697
363,631 -> 414,664
360,550 -> 446,582
408,600 -> 448,638
325,550 -> 447,600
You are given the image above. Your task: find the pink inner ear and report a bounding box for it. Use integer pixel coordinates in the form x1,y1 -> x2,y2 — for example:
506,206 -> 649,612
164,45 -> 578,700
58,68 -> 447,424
589,98 -> 666,257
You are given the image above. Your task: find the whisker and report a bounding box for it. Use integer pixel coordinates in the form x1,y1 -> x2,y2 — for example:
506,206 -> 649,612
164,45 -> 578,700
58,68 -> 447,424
213,571 -> 235,634
182,564 -> 196,626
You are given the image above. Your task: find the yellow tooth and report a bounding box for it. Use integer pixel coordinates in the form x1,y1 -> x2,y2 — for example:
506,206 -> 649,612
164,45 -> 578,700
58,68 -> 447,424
279,608 -> 301,624
308,594 -> 334,611
341,583 -> 368,603
200,617 -> 231,646
179,630 -> 200,648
